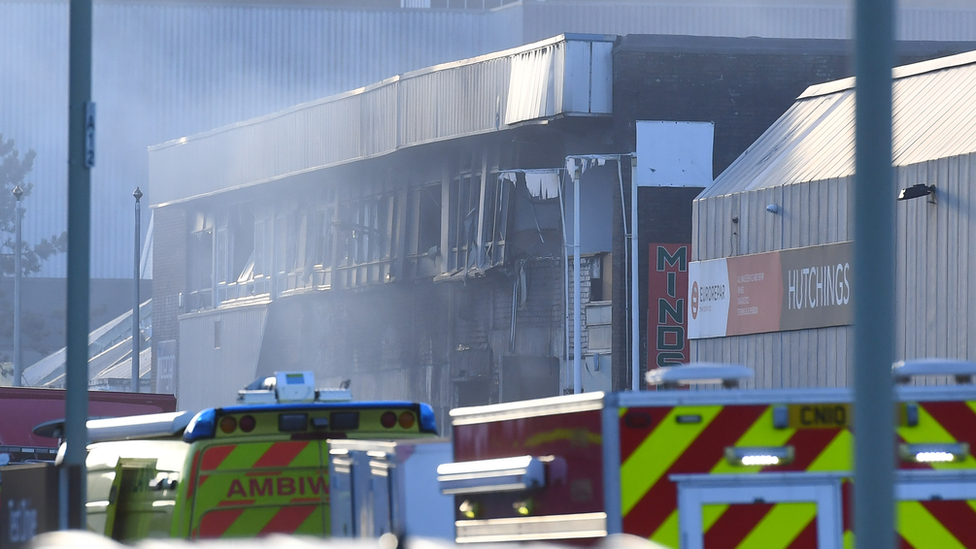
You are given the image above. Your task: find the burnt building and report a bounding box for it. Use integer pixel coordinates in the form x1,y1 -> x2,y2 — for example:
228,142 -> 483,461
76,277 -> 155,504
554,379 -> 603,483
149,33 -> 974,424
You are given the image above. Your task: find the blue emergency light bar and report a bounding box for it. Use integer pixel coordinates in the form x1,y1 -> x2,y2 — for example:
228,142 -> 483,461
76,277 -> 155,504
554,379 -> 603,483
183,402 -> 437,442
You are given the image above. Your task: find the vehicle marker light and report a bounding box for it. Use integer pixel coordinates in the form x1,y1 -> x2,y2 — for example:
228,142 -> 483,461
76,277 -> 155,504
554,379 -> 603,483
725,445 -> 795,467
741,455 -> 781,466
513,498 -> 535,516
419,403 -> 437,434
381,411 -> 398,429
239,415 -> 257,433
459,500 -> 480,519
183,409 -> 217,442
398,411 -> 416,429
900,442 -> 969,464
219,415 -> 237,434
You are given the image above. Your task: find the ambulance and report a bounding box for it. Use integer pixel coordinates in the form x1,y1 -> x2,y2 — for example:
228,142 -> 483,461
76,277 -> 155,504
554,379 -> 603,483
437,360 -> 976,548
61,372 -> 437,542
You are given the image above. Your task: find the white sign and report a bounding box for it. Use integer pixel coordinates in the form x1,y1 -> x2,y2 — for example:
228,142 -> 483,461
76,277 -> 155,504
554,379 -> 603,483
687,258 -> 730,339
636,120 -> 714,187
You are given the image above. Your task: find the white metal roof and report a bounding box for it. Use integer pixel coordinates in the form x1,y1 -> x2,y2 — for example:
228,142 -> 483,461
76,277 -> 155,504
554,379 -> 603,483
701,49 -> 976,198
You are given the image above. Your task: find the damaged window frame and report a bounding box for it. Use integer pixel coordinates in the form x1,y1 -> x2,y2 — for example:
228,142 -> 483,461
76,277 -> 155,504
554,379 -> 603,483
334,190 -> 395,288
214,202 -> 269,304
186,211 -> 215,311
403,182 -> 442,279
443,167 -> 514,278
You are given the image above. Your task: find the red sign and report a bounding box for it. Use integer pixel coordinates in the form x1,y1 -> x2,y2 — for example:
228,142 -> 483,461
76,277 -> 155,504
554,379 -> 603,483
648,243 -> 690,369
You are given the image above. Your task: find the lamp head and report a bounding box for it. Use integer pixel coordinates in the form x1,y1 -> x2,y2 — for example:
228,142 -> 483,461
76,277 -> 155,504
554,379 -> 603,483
897,184 -> 935,201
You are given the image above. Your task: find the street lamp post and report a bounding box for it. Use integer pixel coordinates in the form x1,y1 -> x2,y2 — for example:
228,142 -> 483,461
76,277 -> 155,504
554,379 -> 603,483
12,185 -> 23,387
132,187 -> 142,393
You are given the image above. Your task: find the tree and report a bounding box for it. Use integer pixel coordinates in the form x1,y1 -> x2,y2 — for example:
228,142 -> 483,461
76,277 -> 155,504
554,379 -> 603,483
0,133 -> 67,276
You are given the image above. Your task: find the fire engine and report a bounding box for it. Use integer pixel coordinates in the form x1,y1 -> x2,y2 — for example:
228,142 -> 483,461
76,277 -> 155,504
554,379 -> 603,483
438,360 -> 976,548
48,372 -> 438,542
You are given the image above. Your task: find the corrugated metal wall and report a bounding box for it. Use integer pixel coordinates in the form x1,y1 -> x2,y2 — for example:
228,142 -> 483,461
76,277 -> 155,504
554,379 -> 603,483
6,0 -> 976,278
178,303 -> 268,410
692,152 -> 976,388
895,154 -> 976,377
149,35 -> 614,206
0,2 -> 502,278
520,2 -> 976,43
691,177 -> 854,388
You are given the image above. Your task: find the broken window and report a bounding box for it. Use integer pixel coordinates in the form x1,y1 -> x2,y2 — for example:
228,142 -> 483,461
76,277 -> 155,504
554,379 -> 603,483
187,211 -> 214,311
447,173 -> 482,272
305,203 -> 336,288
215,203 -> 266,303
404,183 -> 442,279
481,173 -> 512,268
334,193 -> 395,287
443,169 -> 513,276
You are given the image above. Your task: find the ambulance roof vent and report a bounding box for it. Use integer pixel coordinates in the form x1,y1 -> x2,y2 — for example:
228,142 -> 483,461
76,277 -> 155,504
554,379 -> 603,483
237,371 -> 354,404
892,358 -> 976,384
646,362 -> 754,389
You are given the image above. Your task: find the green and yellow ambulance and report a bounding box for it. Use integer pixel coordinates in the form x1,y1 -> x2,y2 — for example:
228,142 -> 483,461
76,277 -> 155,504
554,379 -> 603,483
70,372 -> 437,542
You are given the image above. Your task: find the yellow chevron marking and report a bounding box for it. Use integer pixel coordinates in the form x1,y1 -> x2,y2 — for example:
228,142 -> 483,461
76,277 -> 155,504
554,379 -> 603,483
710,407 -> 794,475
702,504 -> 729,532
649,510 -> 679,547
807,429 -> 853,472
898,407 -> 976,470
620,405 -> 723,516
737,502 -> 816,549
898,500 -> 965,549
221,505 -> 278,537
620,407 -> 628,417
215,442 -> 274,471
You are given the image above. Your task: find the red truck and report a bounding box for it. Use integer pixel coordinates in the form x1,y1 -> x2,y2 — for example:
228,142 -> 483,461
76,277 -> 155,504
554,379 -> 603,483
0,387 -> 176,463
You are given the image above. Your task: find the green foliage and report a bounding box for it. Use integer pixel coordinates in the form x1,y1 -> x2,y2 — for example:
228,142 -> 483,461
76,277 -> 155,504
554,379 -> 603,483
0,133 -> 68,276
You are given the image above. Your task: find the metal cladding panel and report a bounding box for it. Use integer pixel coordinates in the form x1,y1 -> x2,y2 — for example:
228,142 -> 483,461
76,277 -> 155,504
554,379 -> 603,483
894,153 -> 976,382
0,2 -> 70,278
0,3 -> 500,278
690,326 -> 852,389
151,34 -> 614,205
362,84 -> 399,157
177,304 -> 268,411
521,2 -> 976,42
703,52 -> 976,201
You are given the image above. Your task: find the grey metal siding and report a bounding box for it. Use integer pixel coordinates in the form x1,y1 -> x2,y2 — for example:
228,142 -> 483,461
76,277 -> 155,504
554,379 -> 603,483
178,304 -> 268,410
6,1 -> 976,278
895,153 -> 976,384
521,2 -> 976,43
692,152 -> 976,389
0,3 -> 500,278
149,34 -> 614,206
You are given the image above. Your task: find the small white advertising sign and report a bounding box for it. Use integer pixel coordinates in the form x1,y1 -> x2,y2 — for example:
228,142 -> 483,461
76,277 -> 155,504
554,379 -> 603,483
687,258 -> 730,339
635,120 -> 714,187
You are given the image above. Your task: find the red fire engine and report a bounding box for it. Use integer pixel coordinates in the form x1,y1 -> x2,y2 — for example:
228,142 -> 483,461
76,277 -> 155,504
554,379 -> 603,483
438,361 -> 976,548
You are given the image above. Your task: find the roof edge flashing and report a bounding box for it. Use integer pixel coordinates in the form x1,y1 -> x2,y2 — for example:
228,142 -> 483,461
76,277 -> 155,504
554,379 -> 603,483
149,33 -> 617,153
800,49 -> 976,100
